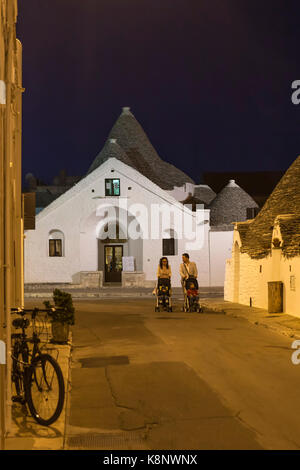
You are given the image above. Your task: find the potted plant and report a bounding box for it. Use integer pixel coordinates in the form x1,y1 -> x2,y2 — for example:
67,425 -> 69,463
44,289 -> 75,344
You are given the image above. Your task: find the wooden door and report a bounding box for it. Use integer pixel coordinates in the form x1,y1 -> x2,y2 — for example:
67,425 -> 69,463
104,245 -> 123,282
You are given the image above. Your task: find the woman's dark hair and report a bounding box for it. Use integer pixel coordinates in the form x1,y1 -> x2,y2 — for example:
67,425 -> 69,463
160,257 -> 169,269
182,253 -> 189,259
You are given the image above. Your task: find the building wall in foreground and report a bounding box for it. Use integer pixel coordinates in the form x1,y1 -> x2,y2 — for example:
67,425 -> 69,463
209,230 -> 234,287
225,233 -> 300,317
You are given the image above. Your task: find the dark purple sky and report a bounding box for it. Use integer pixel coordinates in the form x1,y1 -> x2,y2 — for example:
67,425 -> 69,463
17,0 -> 300,184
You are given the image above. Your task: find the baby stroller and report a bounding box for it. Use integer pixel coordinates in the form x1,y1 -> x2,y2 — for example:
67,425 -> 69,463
182,277 -> 202,313
155,278 -> 172,312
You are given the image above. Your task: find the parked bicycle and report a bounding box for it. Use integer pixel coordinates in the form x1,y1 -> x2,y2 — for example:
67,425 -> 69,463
11,307 -> 65,426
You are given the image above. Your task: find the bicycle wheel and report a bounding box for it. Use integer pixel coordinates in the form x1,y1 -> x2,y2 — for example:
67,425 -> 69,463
25,353 -> 65,426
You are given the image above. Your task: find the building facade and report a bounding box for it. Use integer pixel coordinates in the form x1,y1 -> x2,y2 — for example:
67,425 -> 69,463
225,155 -> 300,317
24,107 -> 257,289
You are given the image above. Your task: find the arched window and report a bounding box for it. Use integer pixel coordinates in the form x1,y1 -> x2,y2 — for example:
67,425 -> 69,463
49,230 -> 64,257
162,229 -> 177,256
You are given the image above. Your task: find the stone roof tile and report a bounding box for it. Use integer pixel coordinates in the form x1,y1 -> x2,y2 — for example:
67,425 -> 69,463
88,107 -> 194,190
237,156 -> 300,259
209,180 -> 258,226
193,185 -> 216,205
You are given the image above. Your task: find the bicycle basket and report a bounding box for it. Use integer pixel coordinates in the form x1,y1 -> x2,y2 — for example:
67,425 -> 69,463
31,312 -> 52,343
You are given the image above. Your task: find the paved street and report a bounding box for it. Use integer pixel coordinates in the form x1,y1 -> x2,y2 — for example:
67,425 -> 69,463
63,298 -> 300,450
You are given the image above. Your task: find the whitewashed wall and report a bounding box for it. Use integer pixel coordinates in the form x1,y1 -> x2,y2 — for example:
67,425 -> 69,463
224,225 -> 300,317
167,183 -> 195,202
224,227 -> 272,307
209,230 -> 234,287
282,257 -> 300,316
25,158 -> 211,287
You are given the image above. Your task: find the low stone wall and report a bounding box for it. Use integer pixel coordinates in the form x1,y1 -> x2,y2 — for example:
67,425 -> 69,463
25,271 -> 104,291
77,271 -> 103,289
122,272 -> 145,288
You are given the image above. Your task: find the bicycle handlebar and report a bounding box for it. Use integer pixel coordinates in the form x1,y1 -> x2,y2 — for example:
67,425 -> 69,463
11,307 -> 65,319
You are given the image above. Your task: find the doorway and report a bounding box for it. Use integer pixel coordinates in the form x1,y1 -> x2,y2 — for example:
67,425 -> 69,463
104,245 -> 123,283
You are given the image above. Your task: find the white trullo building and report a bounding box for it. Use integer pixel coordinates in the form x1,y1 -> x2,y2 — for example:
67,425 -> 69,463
225,155 -> 300,317
24,107 -> 258,289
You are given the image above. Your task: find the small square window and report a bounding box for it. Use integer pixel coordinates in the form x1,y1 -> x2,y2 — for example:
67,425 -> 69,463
247,207 -> 260,220
105,178 -> 120,196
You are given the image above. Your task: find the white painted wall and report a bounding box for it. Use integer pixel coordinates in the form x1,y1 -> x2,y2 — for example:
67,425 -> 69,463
25,157 -> 234,289
209,230 -> 234,287
224,224 -> 300,317
167,183 -> 194,202
25,158 -> 213,287
224,228 -> 272,307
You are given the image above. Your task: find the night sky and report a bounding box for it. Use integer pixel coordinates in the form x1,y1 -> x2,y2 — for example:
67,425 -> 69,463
17,0 -> 300,185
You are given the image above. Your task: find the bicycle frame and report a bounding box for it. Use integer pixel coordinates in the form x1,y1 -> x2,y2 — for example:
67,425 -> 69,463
11,308 -> 61,401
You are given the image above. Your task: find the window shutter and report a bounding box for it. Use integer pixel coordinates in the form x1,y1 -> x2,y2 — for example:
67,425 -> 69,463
55,239 -> 62,256
113,179 -> 120,196
49,240 -> 55,256
23,193 -> 36,230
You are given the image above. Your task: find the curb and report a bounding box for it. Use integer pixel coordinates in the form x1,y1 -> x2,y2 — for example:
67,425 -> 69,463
201,303 -> 226,315
24,292 -> 154,299
200,300 -> 300,340
24,293 -> 225,300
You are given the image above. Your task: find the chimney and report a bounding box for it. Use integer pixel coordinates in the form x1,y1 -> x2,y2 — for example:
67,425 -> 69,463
227,179 -> 238,187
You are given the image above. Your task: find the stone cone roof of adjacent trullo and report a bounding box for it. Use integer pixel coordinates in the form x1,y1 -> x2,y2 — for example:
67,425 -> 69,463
87,107 -> 195,190
209,180 -> 258,226
237,155 -> 300,259
193,185 -> 216,205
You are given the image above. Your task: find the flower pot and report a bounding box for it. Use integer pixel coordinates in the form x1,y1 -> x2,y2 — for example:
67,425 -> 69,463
51,322 -> 69,344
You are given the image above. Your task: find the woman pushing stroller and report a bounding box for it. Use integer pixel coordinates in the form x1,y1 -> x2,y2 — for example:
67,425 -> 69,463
154,257 -> 173,312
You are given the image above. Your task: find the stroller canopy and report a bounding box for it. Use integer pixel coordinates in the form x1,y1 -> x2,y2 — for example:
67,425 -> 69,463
185,277 -> 198,290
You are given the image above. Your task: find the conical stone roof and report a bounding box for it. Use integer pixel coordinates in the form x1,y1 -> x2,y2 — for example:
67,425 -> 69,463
88,107 -> 194,190
193,185 -> 216,205
87,138 -> 133,175
237,156 -> 300,259
209,180 -> 258,226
